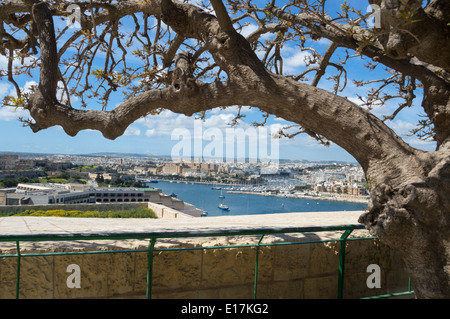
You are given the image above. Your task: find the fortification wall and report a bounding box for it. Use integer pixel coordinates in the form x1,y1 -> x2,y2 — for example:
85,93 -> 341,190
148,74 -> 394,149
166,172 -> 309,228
0,225 -> 411,299
0,202 -> 148,214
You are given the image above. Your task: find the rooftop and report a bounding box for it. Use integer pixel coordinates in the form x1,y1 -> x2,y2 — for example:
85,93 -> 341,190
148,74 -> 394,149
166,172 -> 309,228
11,183 -> 161,195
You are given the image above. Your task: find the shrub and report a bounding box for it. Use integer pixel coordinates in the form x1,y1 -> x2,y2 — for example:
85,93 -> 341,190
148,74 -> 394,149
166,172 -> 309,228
2,207 -> 157,218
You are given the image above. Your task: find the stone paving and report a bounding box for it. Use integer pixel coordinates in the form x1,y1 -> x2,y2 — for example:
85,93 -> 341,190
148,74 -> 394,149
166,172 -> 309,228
0,211 -> 365,239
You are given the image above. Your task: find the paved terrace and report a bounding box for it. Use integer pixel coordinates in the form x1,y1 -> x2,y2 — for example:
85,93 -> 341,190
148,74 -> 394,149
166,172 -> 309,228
0,211 -> 367,243
1,211 -> 414,300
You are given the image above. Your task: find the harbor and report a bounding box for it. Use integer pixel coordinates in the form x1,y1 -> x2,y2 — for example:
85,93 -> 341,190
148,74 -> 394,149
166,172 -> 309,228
151,181 -> 368,217
226,190 -> 368,203
224,185 -> 369,204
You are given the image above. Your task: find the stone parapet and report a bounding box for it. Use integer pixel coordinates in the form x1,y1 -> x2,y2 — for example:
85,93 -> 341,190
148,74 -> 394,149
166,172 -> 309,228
0,212 -> 412,299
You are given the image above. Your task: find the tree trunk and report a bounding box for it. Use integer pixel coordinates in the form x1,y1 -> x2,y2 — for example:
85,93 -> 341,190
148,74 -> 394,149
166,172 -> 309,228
361,215 -> 450,299
251,74 -> 450,299
358,150 -> 450,298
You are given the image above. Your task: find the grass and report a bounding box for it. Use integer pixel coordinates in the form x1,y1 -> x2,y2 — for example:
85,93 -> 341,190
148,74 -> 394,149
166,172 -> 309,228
0,206 -> 157,218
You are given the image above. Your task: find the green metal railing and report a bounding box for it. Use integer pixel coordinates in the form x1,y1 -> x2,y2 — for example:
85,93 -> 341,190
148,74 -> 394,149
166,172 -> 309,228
0,224 -> 414,299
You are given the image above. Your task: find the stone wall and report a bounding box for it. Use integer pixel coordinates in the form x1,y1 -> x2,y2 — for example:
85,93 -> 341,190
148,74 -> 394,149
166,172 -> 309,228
0,231 -> 412,299
147,202 -> 194,218
0,202 -> 149,214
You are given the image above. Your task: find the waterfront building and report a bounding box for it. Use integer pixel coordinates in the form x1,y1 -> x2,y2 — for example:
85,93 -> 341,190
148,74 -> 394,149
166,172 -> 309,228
88,172 -> 113,182
0,183 -> 184,210
161,163 -> 183,175
0,154 -> 19,170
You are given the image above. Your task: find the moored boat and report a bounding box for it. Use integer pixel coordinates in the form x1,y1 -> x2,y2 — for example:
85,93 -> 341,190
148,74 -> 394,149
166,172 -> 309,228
218,203 -> 229,211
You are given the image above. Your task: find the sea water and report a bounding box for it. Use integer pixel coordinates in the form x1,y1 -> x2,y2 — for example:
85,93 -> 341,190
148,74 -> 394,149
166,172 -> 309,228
149,181 -> 367,217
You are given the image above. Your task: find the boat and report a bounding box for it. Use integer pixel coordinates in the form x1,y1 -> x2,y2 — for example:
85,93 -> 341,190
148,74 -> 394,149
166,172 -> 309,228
170,192 -> 177,198
218,203 -> 229,211
211,187 -> 222,190
219,190 -> 225,199
201,201 -> 208,217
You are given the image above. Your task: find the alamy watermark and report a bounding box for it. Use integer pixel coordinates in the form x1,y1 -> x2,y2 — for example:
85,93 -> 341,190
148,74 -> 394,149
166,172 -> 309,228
63,262 -> 381,291
171,121 -> 280,167
366,264 -> 381,289
66,264 -> 81,289
66,4 -> 82,28
64,4 -> 382,30
367,4 -> 382,28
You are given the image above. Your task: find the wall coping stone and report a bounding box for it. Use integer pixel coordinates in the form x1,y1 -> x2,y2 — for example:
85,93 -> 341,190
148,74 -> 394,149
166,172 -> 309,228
0,211 -> 364,237
0,211 -> 370,251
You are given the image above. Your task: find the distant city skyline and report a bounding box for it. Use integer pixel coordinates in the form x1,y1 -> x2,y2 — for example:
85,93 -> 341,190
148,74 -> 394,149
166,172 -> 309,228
0,99 -> 436,163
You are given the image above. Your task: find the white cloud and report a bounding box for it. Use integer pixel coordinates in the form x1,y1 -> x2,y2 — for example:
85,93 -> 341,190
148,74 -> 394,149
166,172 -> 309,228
0,53 -> 37,73
137,109 -> 250,138
386,119 -> 416,136
280,45 -> 317,74
316,38 -> 332,46
203,113 -> 237,129
385,119 -> 435,150
145,129 -> 156,137
22,80 -> 38,93
6,80 -> 38,98
0,82 -> 11,97
347,96 -> 363,106
272,116 -> 290,124
124,126 -> 141,136
209,105 -> 253,115
0,81 -> 37,122
238,23 -> 259,38
283,51 -> 314,70
0,56 -> 7,72
137,110 -> 194,136
0,106 -> 30,121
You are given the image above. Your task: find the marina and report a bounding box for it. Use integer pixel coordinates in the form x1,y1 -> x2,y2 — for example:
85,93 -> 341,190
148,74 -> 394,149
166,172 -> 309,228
150,181 -> 368,217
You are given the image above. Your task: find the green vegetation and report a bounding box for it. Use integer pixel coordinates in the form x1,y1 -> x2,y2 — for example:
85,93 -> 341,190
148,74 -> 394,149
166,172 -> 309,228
95,173 -> 147,188
293,185 -> 311,191
40,171 -> 87,184
0,206 -> 157,218
0,173 -> 87,188
0,177 -> 21,188
77,165 -> 100,172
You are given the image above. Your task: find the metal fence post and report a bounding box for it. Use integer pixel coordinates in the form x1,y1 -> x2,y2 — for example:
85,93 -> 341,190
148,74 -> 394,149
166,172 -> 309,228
337,229 -> 353,299
15,241 -> 21,299
253,234 -> 265,299
146,238 -> 156,299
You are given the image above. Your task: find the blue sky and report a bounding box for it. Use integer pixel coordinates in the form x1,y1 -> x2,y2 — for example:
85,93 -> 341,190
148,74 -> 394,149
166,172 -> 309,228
0,0 -> 435,162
